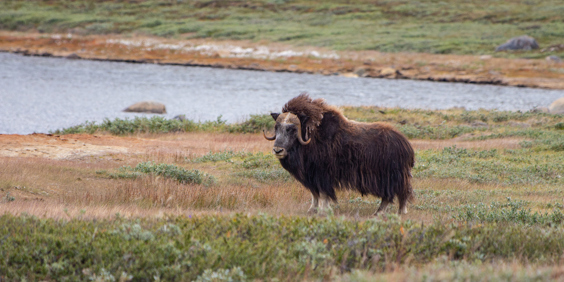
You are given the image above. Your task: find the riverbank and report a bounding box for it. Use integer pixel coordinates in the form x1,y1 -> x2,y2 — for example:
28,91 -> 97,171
2,31 -> 564,89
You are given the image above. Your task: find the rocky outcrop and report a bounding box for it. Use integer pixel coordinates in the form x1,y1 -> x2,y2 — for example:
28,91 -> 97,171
379,68 -> 402,78
173,114 -> 187,121
549,97 -> 564,114
495,35 -> 539,51
123,101 -> 167,114
546,55 -> 562,63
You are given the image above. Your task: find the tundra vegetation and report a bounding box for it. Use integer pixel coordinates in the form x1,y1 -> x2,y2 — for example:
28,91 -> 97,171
2,106 -> 564,280
1,0 -> 563,58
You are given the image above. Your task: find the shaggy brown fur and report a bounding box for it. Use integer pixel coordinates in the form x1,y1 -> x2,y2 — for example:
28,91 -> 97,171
272,93 -> 415,213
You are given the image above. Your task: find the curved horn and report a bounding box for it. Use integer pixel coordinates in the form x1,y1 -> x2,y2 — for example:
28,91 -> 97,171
295,121 -> 311,145
263,129 -> 276,141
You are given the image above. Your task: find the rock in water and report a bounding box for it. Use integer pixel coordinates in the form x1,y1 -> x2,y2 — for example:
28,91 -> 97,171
495,35 -> 539,51
123,101 -> 167,114
549,98 -> 564,114
65,53 -> 80,60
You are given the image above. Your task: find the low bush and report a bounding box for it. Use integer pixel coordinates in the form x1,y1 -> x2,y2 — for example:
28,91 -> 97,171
189,151 -> 252,163
415,146 -> 564,185
1,213 -> 564,280
51,109 -> 563,145
189,151 -> 290,183
455,198 -> 564,226
227,114 -> 275,133
51,115 -> 273,135
110,161 -> 216,186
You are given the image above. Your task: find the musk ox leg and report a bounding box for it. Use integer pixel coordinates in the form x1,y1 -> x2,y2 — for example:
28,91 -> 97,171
373,199 -> 391,216
398,197 -> 408,215
307,194 -> 319,214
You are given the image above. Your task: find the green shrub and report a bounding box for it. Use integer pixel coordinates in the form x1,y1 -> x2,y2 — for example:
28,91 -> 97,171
189,151 -> 251,163
415,146 -> 564,185
195,267 -> 247,282
2,213 -> 564,280
134,161 -> 216,185
51,116 -> 196,135
238,152 -> 275,169
235,168 -> 292,183
227,114 -> 275,133
455,199 -> 564,226
398,124 -> 476,139
109,162 -> 216,186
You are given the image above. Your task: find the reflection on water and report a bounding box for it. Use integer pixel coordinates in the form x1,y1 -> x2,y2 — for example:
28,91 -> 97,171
1,52 -> 563,134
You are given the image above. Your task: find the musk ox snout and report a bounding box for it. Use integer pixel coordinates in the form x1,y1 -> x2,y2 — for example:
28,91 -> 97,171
272,146 -> 287,159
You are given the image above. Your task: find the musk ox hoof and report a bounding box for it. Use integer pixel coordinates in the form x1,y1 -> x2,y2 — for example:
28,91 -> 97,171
372,211 -> 384,217
400,206 -> 408,215
307,207 -> 318,215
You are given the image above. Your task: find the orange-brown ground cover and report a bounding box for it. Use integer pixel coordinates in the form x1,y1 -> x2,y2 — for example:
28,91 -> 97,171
2,31 -> 564,89
0,132 -> 526,221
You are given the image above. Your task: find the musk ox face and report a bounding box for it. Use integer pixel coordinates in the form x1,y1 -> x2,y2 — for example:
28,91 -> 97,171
263,112 -> 311,159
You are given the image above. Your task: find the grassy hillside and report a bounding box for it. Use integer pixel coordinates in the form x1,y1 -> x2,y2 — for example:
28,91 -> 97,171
1,0 -> 563,58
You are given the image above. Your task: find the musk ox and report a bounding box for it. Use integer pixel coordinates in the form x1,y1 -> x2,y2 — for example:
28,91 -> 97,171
263,94 -> 414,215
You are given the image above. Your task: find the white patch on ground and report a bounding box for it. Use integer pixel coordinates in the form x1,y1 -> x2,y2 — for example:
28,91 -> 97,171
0,143 -> 129,160
105,38 -> 340,59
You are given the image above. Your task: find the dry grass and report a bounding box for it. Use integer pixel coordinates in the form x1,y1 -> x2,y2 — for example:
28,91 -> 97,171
411,138 -> 525,150
1,131 -> 560,224
335,260 -> 564,281
0,132 -> 526,161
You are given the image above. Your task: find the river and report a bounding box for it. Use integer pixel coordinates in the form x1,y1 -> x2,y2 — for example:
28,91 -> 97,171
1,52 -> 563,134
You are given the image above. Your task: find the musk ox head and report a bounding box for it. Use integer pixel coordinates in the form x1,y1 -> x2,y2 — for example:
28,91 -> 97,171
264,94 -> 326,159
263,112 -> 312,159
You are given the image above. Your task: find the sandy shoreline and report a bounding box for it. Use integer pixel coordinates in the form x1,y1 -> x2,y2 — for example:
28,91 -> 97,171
2,31 -> 563,89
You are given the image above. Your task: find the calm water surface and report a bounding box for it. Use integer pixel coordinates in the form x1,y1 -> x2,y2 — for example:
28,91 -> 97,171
1,52 -> 563,134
